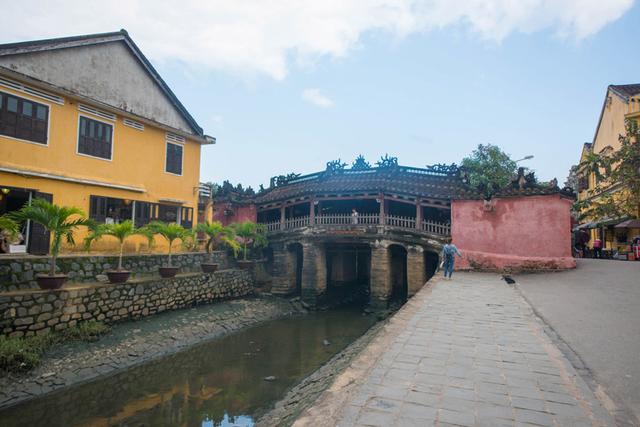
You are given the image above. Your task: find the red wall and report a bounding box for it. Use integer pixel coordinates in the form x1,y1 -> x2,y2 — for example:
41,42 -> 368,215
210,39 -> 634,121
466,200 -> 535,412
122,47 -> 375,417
212,202 -> 257,226
451,194 -> 575,271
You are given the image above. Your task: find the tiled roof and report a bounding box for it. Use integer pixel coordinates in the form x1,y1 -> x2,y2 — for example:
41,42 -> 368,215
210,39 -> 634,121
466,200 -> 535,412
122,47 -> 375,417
0,30 -> 204,137
455,186 -> 576,200
252,166 -> 462,204
610,84 -> 640,99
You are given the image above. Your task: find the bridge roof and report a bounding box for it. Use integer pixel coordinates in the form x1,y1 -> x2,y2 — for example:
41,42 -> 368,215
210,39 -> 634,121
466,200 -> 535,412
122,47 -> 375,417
253,165 -> 462,205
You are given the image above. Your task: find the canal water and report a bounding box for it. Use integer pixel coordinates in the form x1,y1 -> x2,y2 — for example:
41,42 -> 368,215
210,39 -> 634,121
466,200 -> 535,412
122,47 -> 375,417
0,308 -> 376,427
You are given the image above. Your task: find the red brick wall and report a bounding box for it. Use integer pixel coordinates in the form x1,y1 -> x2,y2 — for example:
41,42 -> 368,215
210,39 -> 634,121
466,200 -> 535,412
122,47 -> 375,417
451,194 -> 575,271
213,202 -> 257,226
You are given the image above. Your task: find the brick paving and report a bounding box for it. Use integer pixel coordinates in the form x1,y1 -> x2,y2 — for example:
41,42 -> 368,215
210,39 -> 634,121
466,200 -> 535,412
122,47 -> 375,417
295,273 -> 616,427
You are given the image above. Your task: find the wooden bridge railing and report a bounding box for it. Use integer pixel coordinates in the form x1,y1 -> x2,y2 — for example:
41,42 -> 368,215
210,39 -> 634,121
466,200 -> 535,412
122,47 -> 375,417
263,214 -> 450,237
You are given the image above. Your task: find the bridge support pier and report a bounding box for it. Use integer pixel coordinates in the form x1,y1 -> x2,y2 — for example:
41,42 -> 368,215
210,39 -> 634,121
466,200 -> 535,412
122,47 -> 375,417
301,243 -> 327,305
407,246 -> 427,297
370,245 -> 391,309
270,242 -> 295,295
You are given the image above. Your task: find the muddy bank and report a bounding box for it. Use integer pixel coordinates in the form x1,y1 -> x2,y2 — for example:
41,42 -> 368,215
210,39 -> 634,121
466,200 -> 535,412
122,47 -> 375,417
257,317 -> 387,427
0,296 -> 301,410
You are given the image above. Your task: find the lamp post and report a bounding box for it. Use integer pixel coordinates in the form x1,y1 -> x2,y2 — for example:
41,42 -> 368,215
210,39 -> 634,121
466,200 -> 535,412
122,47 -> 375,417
515,155 -> 534,163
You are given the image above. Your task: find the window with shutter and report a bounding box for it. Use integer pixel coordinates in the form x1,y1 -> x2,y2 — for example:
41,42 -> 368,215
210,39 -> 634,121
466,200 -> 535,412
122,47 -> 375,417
165,142 -> 183,175
0,90 -> 49,144
77,116 -> 113,160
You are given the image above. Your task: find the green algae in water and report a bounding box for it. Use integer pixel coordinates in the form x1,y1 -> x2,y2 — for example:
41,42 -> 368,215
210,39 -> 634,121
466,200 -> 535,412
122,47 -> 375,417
0,308 -> 375,427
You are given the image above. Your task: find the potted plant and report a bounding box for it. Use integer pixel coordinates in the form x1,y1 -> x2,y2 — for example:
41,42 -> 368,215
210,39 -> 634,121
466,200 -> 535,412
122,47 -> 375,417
84,220 -> 154,283
146,221 -> 189,278
10,199 -> 90,289
231,221 -> 268,269
0,214 -> 20,253
195,221 -> 241,273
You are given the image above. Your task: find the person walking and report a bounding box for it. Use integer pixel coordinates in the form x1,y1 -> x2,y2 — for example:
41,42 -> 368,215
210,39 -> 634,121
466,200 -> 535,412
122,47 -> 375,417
593,237 -> 602,259
441,239 -> 462,280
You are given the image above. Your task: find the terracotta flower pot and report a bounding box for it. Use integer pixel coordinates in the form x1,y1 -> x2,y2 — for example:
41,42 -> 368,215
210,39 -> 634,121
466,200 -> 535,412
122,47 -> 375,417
106,270 -> 131,284
236,260 -> 253,270
201,263 -> 219,273
35,274 -> 67,290
159,266 -> 179,278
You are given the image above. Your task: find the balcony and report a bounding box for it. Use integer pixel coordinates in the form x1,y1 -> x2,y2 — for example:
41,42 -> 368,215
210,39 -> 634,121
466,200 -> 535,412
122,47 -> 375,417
261,213 -> 450,237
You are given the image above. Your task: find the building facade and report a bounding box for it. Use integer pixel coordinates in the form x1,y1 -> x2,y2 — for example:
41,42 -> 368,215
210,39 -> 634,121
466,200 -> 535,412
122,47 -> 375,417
0,31 -> 214,254
576,84 -> 640,251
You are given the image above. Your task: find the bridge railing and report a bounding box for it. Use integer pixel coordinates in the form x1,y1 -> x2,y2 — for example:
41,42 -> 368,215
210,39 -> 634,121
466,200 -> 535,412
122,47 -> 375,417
422,220 -> 451,236
262,213 -> 450,236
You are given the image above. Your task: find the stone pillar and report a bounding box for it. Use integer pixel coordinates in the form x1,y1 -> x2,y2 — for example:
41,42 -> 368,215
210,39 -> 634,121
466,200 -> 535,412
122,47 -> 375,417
270,242 -> 295,295
301,242 -> 327,306
370,244 -> 391,309
407,246 -> 427,297
378,194 -> 385,225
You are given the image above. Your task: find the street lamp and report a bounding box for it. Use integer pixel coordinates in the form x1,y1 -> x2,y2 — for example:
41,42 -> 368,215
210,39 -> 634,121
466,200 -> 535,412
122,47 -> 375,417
515,155 -> 534,163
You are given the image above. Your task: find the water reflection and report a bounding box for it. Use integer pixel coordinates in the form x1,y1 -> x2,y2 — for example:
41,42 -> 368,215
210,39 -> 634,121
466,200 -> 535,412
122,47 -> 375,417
0,308 -> 375,427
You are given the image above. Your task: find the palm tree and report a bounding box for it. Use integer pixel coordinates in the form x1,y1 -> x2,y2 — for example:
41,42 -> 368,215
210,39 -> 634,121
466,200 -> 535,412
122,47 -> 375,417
84,220 -> 154,271
146,221 -> 189,267
231,221 -> 268,260
10,199 -> 90,276
196,221 -> 241,259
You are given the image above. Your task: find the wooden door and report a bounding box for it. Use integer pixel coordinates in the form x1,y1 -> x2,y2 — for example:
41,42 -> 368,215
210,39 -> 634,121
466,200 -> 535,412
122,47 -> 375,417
27,192 -> 52,255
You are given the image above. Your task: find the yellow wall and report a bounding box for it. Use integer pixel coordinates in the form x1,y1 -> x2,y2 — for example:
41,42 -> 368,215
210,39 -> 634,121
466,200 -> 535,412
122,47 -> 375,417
0,84 -> 202,253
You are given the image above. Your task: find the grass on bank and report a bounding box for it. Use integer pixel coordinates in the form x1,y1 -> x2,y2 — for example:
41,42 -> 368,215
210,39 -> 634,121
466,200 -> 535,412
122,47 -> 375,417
0,321 -> 110,373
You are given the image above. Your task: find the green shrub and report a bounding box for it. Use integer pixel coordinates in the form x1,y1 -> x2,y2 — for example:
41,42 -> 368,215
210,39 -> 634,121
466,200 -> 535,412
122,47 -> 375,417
62,321 -> 111,342
0,334 -> 56,373
0,321 -> 110,373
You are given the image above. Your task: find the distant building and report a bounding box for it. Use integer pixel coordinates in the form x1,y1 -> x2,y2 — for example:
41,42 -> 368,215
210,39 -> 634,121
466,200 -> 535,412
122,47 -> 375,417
0,30 -> 215,254
576,84 -> 640,251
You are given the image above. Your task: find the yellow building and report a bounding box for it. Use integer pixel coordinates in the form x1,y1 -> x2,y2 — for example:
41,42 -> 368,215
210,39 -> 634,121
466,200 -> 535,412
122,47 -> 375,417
0,30 -> 214,254
576,84 -> 640,252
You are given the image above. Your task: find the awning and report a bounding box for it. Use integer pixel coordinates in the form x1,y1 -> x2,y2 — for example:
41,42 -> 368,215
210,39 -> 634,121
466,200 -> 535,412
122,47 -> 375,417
575,222 -> 597,230
615,219 -> 640,229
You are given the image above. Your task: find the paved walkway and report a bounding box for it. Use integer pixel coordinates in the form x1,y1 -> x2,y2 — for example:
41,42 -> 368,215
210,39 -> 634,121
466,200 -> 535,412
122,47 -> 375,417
294,273 -> 615,427
516,259 -> 640,426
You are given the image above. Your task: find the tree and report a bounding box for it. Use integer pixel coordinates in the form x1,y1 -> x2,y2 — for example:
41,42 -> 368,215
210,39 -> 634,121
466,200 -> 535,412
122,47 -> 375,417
10,199 -> 90,276
146,222 -> 190,267
84,220 -> 154,270
576,119 -> 640,220
230,221 -> 268,260
196,221 -> 241,258
461,144 -> 517,198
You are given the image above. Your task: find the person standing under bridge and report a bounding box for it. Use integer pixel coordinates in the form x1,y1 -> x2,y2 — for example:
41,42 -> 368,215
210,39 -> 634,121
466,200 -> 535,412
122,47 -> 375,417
441,238 -> 462,280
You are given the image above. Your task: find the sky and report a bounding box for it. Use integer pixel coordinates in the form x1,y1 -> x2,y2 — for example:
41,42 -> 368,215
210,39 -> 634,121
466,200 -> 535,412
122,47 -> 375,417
1,1 -> 639,189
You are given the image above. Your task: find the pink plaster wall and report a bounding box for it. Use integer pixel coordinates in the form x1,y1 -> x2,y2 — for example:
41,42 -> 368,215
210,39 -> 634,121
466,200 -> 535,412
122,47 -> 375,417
212,203 -> 257,226
451,194 -> 576,271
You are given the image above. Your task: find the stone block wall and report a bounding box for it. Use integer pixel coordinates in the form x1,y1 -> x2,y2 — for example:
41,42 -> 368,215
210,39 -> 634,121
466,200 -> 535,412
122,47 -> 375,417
0,269 -> 252,337
0,251 -> 232,292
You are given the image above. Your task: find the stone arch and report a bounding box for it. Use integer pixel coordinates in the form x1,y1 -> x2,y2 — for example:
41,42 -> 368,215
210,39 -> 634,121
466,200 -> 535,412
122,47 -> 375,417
425,250 -> 440,281
286,242 -> 304,296
388,243 -> 408,303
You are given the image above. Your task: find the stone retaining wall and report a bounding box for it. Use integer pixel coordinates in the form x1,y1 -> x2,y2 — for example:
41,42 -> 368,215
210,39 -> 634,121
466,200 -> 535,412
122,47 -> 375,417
0,269 -> 252,337
0,251 -> 232,292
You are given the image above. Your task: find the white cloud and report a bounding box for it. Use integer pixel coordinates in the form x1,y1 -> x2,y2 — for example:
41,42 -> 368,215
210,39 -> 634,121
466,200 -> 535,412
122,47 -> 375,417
0,0 -> 634,79
302,88 -> 334,108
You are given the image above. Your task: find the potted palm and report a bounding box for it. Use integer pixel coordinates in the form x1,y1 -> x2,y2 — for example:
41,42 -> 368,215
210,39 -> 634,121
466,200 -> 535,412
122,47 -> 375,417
146,221 -> 189,278
10,199 -> 90,289
84,220 -> 154,283
196,221 -> 240,273
231,221 -> 268,269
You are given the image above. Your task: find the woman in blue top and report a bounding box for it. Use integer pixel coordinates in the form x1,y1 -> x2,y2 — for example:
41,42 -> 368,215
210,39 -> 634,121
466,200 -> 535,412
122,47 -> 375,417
441,238 -> 462,280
